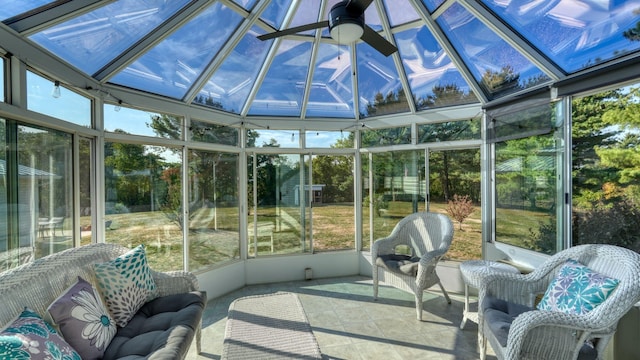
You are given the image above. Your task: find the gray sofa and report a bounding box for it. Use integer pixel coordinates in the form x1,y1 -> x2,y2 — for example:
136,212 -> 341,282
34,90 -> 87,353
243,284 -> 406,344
0,243 -> 206,359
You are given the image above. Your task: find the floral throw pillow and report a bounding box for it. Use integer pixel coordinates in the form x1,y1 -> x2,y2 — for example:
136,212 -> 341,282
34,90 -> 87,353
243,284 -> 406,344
0,308 -> 81,360
47,276 -> 116,360
94,244 -> 158,327
537,259 -> 620,315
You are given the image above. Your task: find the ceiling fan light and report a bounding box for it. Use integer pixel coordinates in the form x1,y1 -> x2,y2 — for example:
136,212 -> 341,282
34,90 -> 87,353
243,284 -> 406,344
330,22 -> 364,44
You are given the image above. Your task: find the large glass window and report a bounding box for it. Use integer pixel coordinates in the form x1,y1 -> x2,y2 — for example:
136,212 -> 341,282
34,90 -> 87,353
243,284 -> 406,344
572,83 -> 640,253
104,142 -> 183,271
188,150 -> 239,271
27,71 -> 91,127
492,101 -> 565,254
105,105 -> 182,139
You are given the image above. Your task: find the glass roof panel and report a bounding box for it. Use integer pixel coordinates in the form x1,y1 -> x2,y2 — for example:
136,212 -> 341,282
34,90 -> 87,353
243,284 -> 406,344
357,41 -> 409,118
195,25 -> 272,114
29,0 -> 190,76
306,43 -> 354,118
248,40 -> 313,117
422,0 -> 446,13
288,0 -> 322,36
233,0 -> 258,11
109,2 -> 242,99
0,0 -> 54,21
437,3 -> 550,99
395,25 -> 478,110
260,0 -> 293,29
321,0 -> 383,38
483,0 -> 640,73
383,0 -> 421,27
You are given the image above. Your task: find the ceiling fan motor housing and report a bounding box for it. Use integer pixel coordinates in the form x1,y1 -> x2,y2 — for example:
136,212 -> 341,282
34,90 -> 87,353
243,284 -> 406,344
329,1 -> 365,43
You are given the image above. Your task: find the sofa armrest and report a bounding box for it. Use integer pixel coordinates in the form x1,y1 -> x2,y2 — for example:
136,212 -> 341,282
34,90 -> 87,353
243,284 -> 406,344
152,270 -> 199,297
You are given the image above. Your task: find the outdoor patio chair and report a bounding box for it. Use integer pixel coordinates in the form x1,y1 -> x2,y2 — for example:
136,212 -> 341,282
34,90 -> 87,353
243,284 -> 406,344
478,244 -> 640,360
372,211 -> 454,320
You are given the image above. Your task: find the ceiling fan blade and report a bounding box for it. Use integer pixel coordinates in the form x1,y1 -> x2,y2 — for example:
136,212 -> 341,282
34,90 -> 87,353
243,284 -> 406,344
257,21 -> 329,41
345,0 -> 373,15
361,25 -> 398,57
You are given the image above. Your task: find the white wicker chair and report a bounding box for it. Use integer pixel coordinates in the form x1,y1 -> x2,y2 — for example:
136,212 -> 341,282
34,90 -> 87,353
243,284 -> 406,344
478,244 -> 640,360
372,212 -> 454,320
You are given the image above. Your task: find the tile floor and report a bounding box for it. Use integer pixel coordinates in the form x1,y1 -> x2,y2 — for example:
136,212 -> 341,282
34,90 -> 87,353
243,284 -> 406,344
186,276 -> 496,360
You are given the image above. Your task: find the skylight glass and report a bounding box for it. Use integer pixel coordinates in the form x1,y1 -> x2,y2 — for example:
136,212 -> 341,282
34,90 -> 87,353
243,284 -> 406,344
288,0 -> 321,36
383,0 -> 421,26
421,0 -> 446,13
109,2 -> 242,99
249,40 -> 313,117
29,0 -> 190,76
233,0 -> 258,11
483,0 -> 640,73
196,26 -> 272,114
395,25 -> 477,110
357,41 -> 409,118
306,43 -> 354,118
0,0 -> 54,21
260,0 -> 293,30
437,3 -> 550,99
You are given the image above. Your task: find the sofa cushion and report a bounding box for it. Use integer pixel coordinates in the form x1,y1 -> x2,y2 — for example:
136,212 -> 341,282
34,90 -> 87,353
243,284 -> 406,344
102,291 -> 206,360
537,259 -> 619,315
47,276 -> 117,360
376,254 -> 421,276
0,308 -> 81,360
94,244 -> 158,327
482,296 -> 597,360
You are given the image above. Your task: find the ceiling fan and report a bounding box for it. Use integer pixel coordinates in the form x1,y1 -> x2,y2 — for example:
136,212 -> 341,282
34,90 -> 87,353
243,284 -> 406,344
257,0 -> 398,57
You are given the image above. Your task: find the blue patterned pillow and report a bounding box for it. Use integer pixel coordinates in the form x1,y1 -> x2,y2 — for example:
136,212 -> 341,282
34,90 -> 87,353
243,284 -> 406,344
94,244 -> 158,327
0,308 -> 81,360
537,259 -> 620,315
47,277 -> 116,360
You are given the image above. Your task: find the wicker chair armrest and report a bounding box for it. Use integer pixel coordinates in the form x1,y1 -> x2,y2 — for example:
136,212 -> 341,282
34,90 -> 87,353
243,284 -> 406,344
152,270 -> 199,297
371,235 -> 402,259
505,310 -> 611,359
479,272 -> 547,307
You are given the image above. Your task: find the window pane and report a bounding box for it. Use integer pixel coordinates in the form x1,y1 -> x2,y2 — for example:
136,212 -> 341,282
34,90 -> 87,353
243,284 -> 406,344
572,84 -> 640,253
27,71 -> 91,127
494,103 -> 564,254
248,129 -> 300,148
104,142 -> 183,271
305,131 -> 353,148
19,124 -> 73,258
188,150 -> 239,271
311,154 -> 355,251
361,126 -> 411,147
79,137 -> 93,246
418,118 -> 481,143
0,57 -> 4,102
190,120 -> 239,146
105,105 -> 182,139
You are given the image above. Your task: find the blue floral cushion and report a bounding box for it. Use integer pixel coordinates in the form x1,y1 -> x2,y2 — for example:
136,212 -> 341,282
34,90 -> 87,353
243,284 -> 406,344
0,308 -> 81,360
94,244 -> 158,327
47,277 -> 116,360
537,259 -> 619,315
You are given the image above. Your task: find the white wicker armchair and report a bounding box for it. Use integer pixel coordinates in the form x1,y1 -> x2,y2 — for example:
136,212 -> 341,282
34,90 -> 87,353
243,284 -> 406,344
372,212 -> 454,320
478,244 -> 640,360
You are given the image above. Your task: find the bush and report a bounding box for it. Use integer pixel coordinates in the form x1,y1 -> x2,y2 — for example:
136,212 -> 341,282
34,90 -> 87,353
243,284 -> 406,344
446,194 -> 474,230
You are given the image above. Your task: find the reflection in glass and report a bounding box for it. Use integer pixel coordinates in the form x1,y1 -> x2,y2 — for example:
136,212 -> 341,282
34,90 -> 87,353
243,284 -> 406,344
306,43 -> 354,118
249,40 -> 313,117
437,3 -> 550,99
29,0 -> 190,75
356,41 -> 408,118
493,103 -> 563,254
483,0 -> 640,73
190,120 -> 239,146
188,150 -> 239,271
27,71 -> 91,127
196,26 -> 271,113
395,26 -> 478,110
105,105 -> 182,140
104,143 -> 183,271
418,118 -> 481,143
110,2 -> 242,99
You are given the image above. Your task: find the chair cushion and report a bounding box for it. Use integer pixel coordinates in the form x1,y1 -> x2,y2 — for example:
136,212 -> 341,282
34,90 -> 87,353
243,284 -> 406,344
102,291 -> 206,360
482,296 -> 597,360
376,254 -> 421,276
